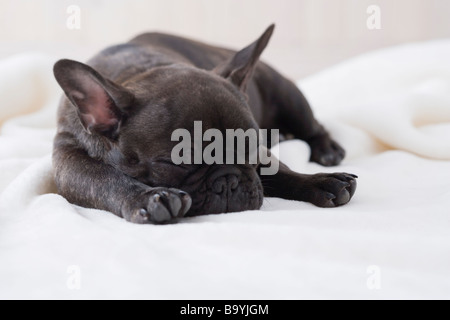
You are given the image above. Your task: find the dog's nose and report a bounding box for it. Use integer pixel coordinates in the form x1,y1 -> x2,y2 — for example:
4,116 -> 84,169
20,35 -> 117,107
212,174 -> 239,194
228,174 -> 239,191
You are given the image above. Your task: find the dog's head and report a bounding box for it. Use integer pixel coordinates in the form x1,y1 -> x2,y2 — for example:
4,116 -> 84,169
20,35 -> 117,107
53,25 -> 275,216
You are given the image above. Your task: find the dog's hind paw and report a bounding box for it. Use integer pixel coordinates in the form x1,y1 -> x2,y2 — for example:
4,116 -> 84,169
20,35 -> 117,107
308,133 -> 346,167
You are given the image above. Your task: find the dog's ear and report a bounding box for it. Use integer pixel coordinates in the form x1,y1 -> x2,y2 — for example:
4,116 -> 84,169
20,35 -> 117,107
214,24 -> 274,92
53,59 -> 134,138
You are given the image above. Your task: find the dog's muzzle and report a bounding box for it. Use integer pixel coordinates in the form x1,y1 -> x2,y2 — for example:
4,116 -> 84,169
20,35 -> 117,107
183,165 -> 263,216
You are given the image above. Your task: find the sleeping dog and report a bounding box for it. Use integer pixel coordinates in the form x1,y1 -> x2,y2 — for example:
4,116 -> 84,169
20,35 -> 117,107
53,24 -> 357,224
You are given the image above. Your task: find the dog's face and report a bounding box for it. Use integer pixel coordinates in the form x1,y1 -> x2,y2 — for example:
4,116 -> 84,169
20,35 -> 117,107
110,67 -> 264,215
53,26 -> 274,216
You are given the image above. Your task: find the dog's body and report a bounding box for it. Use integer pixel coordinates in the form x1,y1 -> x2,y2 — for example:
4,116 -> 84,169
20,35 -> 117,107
53,25 -> 357,224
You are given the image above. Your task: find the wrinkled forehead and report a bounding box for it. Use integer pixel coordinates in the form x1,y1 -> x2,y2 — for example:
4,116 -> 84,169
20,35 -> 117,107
131,67 -> 257,131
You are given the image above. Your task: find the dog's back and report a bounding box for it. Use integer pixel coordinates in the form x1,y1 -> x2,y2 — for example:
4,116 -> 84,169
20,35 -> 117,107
129,32 -> 235,69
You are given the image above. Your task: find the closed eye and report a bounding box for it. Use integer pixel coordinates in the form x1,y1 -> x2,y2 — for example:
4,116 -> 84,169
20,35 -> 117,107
154,158 -> 194,172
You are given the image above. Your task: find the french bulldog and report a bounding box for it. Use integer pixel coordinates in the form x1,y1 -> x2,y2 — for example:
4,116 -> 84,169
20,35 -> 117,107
53,24 -> 357,224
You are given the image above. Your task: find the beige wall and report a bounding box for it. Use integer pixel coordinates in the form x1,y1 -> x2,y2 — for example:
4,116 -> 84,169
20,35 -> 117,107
1,0 -> 449,79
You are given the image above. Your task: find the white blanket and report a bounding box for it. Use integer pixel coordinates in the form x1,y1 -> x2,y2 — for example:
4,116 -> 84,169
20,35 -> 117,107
1,41 -> 449,300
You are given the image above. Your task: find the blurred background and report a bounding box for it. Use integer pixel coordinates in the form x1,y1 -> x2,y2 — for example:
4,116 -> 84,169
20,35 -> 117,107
1,0 -> 449,79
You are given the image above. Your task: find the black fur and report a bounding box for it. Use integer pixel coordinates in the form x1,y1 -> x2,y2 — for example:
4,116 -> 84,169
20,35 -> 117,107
53,25 -> 357,224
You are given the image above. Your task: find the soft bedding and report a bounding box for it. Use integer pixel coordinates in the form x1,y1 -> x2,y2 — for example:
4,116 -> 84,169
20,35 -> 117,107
0,40 -> 449,299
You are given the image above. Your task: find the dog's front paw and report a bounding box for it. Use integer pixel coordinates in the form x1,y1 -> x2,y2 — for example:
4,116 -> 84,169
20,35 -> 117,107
124,188 -> 192,224
307,173 -> 357,207
308,134 -> 346,167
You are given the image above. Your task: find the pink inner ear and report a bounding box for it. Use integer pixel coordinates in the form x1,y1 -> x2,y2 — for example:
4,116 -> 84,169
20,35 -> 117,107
72,72 -> 119,130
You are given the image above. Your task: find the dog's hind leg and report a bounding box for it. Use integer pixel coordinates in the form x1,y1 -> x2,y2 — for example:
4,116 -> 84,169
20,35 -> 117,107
253,64 -> 346,166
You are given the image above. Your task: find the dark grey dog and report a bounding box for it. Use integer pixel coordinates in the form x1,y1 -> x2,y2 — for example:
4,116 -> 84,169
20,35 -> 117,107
53,25 -> 357,224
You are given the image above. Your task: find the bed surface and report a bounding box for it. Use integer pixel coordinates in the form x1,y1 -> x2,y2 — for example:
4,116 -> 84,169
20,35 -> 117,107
0,40 -> 449,299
